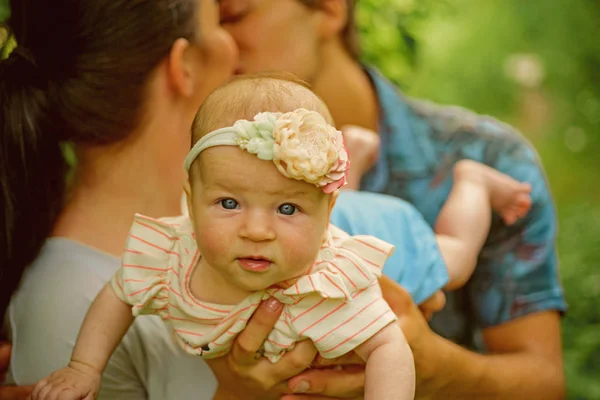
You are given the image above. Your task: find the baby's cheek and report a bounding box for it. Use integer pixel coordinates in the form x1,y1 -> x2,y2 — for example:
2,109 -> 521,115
282,232 -> 322,269
195,224 -> 231,259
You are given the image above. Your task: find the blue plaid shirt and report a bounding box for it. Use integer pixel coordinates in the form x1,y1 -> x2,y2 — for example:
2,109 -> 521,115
357,67 -> 566,345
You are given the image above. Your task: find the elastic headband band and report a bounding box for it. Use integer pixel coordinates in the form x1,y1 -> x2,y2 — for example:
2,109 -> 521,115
184,108 -> 349,193
184,128 -> 239,171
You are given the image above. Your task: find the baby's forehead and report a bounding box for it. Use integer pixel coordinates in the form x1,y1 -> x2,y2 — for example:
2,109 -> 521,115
195,147 -> 325,200
193,79 -> 333,142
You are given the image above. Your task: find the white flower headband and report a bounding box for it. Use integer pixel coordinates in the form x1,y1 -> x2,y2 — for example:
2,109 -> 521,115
184,108 -> 349,193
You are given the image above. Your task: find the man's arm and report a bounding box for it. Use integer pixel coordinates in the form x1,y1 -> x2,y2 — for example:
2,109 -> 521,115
423,310 -> 565,399
379,274 -> 565,400
419,137 -> 566,398
282,278 -> 565,400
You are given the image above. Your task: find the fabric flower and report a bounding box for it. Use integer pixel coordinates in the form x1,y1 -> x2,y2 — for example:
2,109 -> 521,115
234,113 -> 280,160
195,108 -> 350,192
271,109 -> 349,192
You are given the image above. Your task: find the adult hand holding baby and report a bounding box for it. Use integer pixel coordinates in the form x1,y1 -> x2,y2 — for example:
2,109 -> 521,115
283,277 -> 446,400
213,296 -> 367,400
378,276 -> 447,399
209,298 -> 318,400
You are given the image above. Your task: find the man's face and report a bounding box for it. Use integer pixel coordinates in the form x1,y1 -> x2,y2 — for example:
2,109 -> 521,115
219,0 -> 323,82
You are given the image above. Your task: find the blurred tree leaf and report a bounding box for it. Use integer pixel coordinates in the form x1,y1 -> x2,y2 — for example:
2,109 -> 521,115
0,0 -> 8,22
0,0 -> 11,59
357,1 -> 600,398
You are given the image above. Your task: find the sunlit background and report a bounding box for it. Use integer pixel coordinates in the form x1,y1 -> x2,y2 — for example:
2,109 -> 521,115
357,1 -> 599,398
2,0 -> 599,398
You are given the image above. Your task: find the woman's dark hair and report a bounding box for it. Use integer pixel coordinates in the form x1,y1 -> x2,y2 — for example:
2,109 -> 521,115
0,0 -> 198,328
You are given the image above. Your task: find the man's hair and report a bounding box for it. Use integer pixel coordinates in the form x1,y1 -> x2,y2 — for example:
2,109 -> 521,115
299,0 -> 360,60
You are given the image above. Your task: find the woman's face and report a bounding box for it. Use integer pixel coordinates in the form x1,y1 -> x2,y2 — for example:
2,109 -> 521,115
192,0 -> 239,103
219,0 -> 323,83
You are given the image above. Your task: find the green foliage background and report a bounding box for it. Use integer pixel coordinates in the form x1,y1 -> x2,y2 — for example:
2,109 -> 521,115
2,0 -> 598,398
357,1 -> 600,398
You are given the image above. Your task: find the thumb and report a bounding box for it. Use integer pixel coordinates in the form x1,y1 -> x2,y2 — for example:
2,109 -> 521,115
419,291 -> 446,321
378,275 -> 414,316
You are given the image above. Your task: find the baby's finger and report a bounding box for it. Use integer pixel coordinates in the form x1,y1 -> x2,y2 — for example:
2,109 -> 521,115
44,386 -> 62,400
56,388 -> 83,400
32,382 -> 53,400
47,386 -> 78,400
30,379 -> 48,400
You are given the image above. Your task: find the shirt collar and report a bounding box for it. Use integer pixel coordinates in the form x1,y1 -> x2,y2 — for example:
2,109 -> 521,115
360,66 -> 415,191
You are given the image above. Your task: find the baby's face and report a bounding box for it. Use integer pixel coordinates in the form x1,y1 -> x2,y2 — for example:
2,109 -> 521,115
188,146 -> 334,293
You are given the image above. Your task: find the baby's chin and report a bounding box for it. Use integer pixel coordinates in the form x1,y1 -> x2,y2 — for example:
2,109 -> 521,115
237,273 -> 303,293
233,275 -> 279,293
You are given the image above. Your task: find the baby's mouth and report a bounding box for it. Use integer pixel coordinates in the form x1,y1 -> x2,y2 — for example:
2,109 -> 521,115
237,257 -> 272,272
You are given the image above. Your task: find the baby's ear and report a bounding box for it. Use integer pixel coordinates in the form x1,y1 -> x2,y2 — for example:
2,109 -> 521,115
328,190 -> 339,215
183,180 -> 194,220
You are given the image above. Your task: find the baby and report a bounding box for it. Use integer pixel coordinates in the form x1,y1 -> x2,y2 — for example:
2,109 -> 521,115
31,74 -> 532,400
31,75 -> 415,400
343,128 -> 532,291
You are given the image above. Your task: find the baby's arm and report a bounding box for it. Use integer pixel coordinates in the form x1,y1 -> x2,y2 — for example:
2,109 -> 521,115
435,160 -> 531,290
31,284 -> 134,400
354,322 -> 415,400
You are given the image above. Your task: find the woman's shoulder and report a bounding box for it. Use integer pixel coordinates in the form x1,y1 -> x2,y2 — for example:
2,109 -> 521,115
21,238 -> 120,290
9,238 -> 120,327
6,239 -> 121,383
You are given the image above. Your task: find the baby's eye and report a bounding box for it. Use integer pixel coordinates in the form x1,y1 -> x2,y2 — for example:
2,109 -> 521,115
278,204 -> 297,216
220,198 -> 239,210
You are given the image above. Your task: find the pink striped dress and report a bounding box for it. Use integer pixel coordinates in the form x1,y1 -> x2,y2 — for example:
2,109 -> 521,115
110,214 -> 397,362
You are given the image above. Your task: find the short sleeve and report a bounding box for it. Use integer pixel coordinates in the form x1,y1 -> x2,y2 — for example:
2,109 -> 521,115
282,225 -> 394,301
329,224 -> 395,275
110,214 -> 180,318
289,284 -> 396,359
331,190 -> 449,304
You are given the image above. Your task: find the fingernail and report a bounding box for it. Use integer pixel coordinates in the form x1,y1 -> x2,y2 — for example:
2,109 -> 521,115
293,381 -> 310,393
265,297 -> 282,312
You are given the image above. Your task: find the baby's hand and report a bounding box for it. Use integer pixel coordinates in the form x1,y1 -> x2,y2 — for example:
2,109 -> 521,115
30,361 -> 100,400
